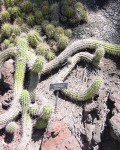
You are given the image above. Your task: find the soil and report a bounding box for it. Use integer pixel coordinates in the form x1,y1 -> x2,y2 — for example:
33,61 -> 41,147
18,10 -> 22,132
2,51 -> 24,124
0,0 -> 120,150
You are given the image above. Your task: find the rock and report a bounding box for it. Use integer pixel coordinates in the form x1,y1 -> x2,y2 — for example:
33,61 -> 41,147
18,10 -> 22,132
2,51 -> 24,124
109,113 -> 120,142
1,59 -> 14,90
41,120 -> 82,150
85,123 -> 95,143
0,90 -> 13,108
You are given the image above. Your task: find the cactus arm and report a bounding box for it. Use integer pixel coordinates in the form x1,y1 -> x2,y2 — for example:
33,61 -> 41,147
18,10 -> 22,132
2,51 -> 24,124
62,78 -> 103,101
28,56 -> 44,100
55,52 -> 94,82
42,39 -> 120,74
17,112 -> 32,150
0,47 -> 16,69
17,90 -> 32,150
92,47 -> 105,66
53,51 -> 104,101
14,36 -> 28,101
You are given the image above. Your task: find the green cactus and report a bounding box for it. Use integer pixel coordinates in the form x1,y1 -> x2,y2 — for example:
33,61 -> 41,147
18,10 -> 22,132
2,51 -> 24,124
26,14 -> 35,27
29,104 -> 38,116
65,29 -> 72,37
45,24 -> 55,38
3,39 -> 10,49
1,10 -> 10,22
35,119 -> 48,129
12,6 -> 21,18
28,30 -> 43,47
14,17 -> 24,26
54,26 -> 64,41
1,23 -> 12,38
41,4 -> 50,17
14,34 -> 28,101
36,42 -> 50,56
58,35 -> 69,49
4,0 -> 14,8
12,24 -> 21,36
92,47 -> 105,66
35,10 -> 43,25
41,20 -> 49,31
63,6 -> 75,18
32,56 -> 44,73
74,2 -> 87,22
62,78 -> 103,101
46,51 -> 55,61
5,121 -> 17,134
41,105 -> 52,120
21,1 -> 32,13
20,90 -> 30,112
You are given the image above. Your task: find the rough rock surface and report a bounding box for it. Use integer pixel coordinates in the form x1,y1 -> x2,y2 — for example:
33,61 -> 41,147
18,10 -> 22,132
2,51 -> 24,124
41,119 -> 82,150
0,59 -> 14,91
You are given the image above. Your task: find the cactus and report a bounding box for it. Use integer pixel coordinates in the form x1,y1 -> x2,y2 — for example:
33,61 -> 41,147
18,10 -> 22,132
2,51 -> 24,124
32,56 -> 44,73
62,78 -> 103,101
14,34 -> 28,101
1,23 -> 12,38
58,35 -> 69,49
26,14 -> 35,27
41,20 -> 49,31
46,51 -> 55,61
12,24 -> 21,36
36,42 -> 50,56
14,17 -> 24,26
4,0 -> 14,8
12,6 -> 21,18
35,119 -> 48,129
45,24 -> 55,38
35,10 -> 43,25
28,30 -> 43,47
21,1 -> 32,13
5,121 -> 17,134
65,29 -> 72,37
29,104 -> 38,116
74,2 -> 87,22
54,26 -> 64,41
17,90 -> 32,150
92,47 -> 105,66
41,4 -> 50,17
41,105 -> 52,120
63,6 -> 74,18
1,10 -> 10,22
3,39 -> 10,49
20,90 -> 30,112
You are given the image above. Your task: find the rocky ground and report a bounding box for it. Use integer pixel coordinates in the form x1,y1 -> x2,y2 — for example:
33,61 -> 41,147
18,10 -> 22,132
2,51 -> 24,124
0,0 -> 120,150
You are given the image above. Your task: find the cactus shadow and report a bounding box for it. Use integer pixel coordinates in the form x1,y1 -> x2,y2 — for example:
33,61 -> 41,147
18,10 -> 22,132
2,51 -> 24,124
32,128 -> 45,142
4,132 -> 14,143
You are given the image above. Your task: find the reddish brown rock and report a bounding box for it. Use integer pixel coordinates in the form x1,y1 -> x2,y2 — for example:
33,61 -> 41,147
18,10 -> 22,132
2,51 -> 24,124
1,59 -> 14,89
41,120 -> 81,150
